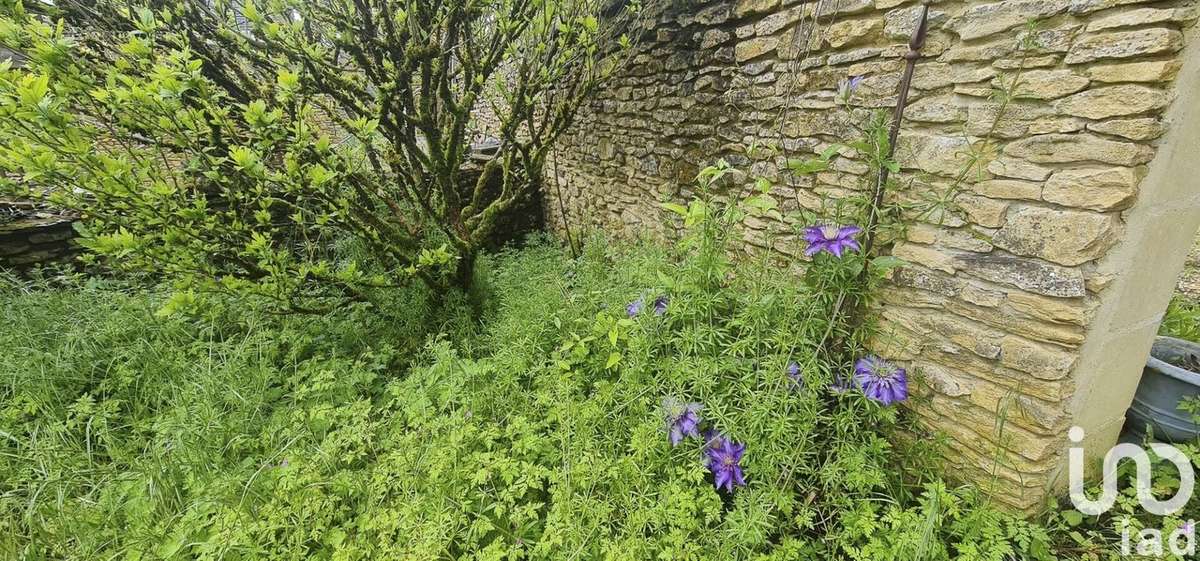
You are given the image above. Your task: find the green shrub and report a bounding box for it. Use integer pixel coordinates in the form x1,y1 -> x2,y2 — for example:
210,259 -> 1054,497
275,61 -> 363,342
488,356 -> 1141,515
1160,296 -> 1200,343
0,0 -> 636,309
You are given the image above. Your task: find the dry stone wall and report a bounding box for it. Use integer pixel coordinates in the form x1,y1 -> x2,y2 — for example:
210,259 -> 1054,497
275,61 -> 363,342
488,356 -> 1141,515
0,204 -> 79,270
546,0 -> 1200,510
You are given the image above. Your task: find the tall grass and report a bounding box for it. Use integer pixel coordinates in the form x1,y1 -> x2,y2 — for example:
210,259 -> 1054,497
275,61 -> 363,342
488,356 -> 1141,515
0,233 -> 1062,559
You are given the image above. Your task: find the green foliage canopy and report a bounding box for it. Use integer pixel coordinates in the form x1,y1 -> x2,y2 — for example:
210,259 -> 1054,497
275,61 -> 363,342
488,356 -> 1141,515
0,0 -> 636,311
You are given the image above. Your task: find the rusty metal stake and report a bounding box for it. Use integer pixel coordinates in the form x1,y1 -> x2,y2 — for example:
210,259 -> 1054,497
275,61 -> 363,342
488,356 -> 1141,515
861,3 -> 929,259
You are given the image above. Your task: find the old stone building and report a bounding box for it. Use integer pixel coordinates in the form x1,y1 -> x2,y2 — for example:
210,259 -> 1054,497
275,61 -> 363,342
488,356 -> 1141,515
545,0 -> 1200,510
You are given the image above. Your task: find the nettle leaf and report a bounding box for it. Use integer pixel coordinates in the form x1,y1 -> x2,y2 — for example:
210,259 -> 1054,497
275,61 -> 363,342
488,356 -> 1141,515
786,157 -> 828,175
661,202 -> 688,217
154,290 -> 198,318
869,255 -> 908,272
754,177 -> 771,194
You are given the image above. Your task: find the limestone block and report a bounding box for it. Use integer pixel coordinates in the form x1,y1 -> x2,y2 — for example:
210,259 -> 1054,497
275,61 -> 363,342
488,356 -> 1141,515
955,85 -> 995,97
1087,117 -> 1166,141
828,47 -> 882,65
999,335 -> 1076,380
692,4 -> 732,26
957,194 -> 1010,228
973,179 -> 1042,201
1086,6 -> 1199,32
993,55 -> 1061,70
913,62 -> 998,90
905,94 -> 967,123
892,242 -> 960,274
757,8 -> 801,36
1005,291 -> 1092,326
967,101 -> 1056,138
1019,24 -> 1082,54
734,0 -> 780,18
907,223 -> 995,252
735,36 -> 780,62
962,283 -> 1006,308
780,111 -> 856,138
992,205 -> 1121,266
945,297 -> 1086,346
1042,167 -> 1140,210
905,224 -> 938,244
700,29 -> 732,50
816,0 -> 874,17
892,265 -> 965,297
927,312 -> 1008,358
926,365 -> 1070,433
826,17 -> 884,48
1070,0 -> 1173,15
916,360 -> 973,398
1065,28 -> 1183,64
1027,116 -> 1088,135
881,286 -> 954,310
1002,133 -> 1153,166
940,38 -> 1015,62
926,395 -> 1065,460
1087,60 -> 1181,83
1055,85 -> 1170,120
956,253 -> 1085,297
987,156 -> 1054,181
949,0 -> 1070,41
884,5 -> 951,40
898,132 -> 972,176
996,69 -> 1089,100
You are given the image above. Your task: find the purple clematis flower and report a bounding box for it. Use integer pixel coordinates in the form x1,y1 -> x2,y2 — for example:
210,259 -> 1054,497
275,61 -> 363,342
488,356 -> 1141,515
662,397 -> 703,446
837,75 -> 865,101
804,224 -> 862,258
786,361 -> 803,390
653,295 -> 669,316
627,297 -> 644,317
854,356 -> 909,406
706,434 -> 747,493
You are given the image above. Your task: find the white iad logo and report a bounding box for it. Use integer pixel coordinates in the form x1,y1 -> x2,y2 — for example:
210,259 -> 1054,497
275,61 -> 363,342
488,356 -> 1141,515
1068,426 -> 1196,556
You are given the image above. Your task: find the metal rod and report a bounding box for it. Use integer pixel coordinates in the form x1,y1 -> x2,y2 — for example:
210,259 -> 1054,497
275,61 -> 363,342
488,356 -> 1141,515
861,3 -> 929,259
